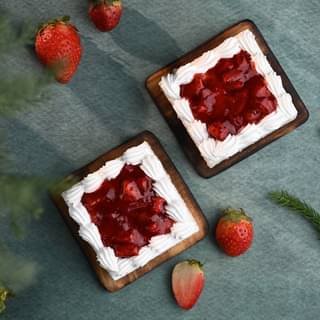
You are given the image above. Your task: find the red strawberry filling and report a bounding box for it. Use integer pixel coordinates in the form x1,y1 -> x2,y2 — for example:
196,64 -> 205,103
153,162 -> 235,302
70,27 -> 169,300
180,50 -> 277,141
81,165 -> 174,258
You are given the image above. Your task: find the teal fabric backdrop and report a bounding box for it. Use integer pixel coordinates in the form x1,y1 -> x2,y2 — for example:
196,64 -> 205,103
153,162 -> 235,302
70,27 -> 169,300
1,0 -> 320,319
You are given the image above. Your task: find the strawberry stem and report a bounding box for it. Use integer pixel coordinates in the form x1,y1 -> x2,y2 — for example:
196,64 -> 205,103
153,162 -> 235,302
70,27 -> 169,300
223,208 -> 252,222
187,259 -> 203,269
37,16 -> 71,34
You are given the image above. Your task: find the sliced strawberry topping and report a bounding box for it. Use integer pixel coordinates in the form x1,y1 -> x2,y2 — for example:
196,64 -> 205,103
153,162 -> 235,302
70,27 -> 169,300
81,165 -> 174,258
244,108 -> 262,123
180,74 -> 205,100
113,244 -> 140,258
208,122 -> 230,141
180,50 -> 277,141
121,180 -> 142,201
152,197 -> 166,213
136,176 -> 153,194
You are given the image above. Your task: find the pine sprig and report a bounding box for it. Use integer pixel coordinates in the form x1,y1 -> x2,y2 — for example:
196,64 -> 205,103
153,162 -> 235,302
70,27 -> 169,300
269,191 -> 320,232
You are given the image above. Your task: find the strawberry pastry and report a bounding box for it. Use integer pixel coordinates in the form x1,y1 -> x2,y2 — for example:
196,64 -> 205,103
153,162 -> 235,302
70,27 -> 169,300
62,142 -> 199,280
160,30 -> 297,168
81,164 -> 174,258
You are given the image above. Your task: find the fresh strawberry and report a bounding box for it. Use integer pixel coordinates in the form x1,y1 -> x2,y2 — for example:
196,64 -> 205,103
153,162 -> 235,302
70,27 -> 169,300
35,16 -> 82,84
172,260 -> 205,310
88,0 -> 123,32
215,208 -> 254,257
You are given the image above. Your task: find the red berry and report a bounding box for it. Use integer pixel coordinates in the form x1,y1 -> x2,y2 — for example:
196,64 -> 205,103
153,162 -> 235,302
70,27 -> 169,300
231,89 -> 248,115
172,260 -> 205,310
216,58 -> 235,73
207,121 -> 230,141
258,97 -> 277,115
222,69 -> 245,90
136,176 -> 153,194
121,180 -> 142,201
88,0 -> 123,32
35,16 -> 82,84
230,115 -> 244,130
235,51 -> 251,72
251,77 -> 272,98
215,208 -> 254,257
244,108 -> 262,123
152,196 -> 166,213
113,243 -> 140,257
180,74 -> 205,100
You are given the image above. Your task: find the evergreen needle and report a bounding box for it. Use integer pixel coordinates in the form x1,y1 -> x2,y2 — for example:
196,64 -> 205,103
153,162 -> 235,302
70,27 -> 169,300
269,191 -> 320,232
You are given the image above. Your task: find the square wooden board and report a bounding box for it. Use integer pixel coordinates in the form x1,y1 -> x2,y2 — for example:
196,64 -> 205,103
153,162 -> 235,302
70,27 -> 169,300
145,20 -> 309,178
50,131 -> 207,292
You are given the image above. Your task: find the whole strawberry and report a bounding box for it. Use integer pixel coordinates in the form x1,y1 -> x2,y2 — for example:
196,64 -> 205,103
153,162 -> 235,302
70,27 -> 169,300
172,260 -> 205,310
215,208 -> 254,256
88,0 -> 123,32
35,16 -> 82,84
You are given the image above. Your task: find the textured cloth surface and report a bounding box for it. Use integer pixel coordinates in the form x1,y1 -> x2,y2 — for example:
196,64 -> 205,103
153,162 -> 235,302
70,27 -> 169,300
1,1 -> 320,319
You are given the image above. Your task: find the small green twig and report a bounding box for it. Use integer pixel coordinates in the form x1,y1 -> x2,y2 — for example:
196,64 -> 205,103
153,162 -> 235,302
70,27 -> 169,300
269,191 -> 320,232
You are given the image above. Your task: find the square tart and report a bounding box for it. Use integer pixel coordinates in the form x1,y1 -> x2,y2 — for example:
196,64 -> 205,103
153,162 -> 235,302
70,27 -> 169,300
51,131 -> 207,292
146,20 -> 308,178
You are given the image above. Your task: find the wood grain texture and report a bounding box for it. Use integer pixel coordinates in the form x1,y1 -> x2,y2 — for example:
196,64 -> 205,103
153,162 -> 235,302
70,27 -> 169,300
145,20 -> 309,178
50,131 -> 207,292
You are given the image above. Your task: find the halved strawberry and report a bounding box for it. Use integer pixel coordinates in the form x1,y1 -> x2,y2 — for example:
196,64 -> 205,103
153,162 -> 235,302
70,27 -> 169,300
172,260 -> 205,310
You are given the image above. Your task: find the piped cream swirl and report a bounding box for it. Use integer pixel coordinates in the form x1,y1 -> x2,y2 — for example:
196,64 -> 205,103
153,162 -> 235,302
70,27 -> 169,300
62,142 -> 198,280
159,30 -> 298,168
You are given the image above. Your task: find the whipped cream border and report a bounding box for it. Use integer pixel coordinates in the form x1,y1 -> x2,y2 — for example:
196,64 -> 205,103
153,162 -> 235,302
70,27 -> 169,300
159,30 -> 298,168
62,142 -> 199,280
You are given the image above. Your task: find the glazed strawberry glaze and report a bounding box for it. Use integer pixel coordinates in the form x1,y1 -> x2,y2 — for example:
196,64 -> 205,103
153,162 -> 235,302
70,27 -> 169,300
180,50 -> 277,141
81,165 -> 174,258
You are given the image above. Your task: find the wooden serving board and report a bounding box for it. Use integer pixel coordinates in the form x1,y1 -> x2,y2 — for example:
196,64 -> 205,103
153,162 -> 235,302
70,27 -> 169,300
50,131 -> 207,292
145,20 -> 309,178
